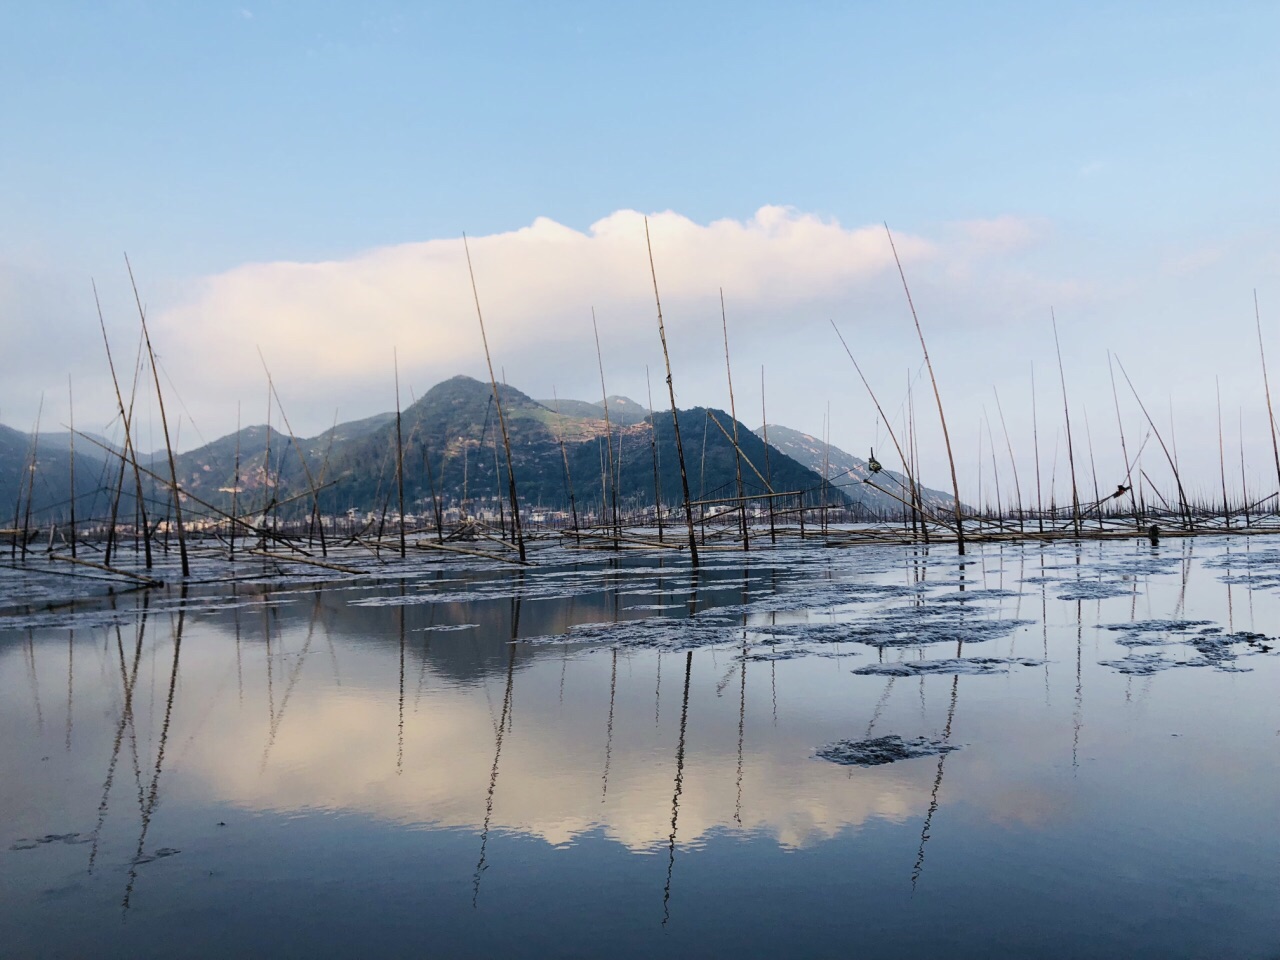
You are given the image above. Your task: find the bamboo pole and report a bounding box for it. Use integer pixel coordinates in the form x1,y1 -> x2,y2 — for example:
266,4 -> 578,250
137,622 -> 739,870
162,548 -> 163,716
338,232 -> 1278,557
760,366 -> 776,544
231,403 -> 241,560
885,224 -> 964,553
1217,378 -> 1230,528
67,377 -> 76,558
720,289 -> 748,550
550,388 -> 580,543
1050,309 -> 1081,536
644,217 -> 698,567
1255,290 -> 1280,498
830,322 -> 919,518
646,368 -> 665,542
463,234 -> 526,563
592,308 -> 620,549
394,350 -> 406,559
1106,352 -> 1141,525
127,255 -> 188,577
15,397 -> 41,561
992,386 -> 1024,532
1115,356 -> 1193,529
1031,363 -> 1045,533
258,349 -> 329,555
94,283 -> 151,569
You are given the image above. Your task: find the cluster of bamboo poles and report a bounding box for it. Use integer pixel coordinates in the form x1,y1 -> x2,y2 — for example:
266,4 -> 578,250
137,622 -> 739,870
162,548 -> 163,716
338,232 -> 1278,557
7,238 -> 1280,590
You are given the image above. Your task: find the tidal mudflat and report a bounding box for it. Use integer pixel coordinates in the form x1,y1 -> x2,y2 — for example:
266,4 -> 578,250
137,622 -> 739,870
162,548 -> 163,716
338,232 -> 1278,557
2,535 -> 1279,959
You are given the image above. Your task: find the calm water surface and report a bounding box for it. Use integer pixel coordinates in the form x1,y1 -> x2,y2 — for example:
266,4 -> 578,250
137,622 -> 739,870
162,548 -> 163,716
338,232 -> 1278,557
2,536 -> 1279,959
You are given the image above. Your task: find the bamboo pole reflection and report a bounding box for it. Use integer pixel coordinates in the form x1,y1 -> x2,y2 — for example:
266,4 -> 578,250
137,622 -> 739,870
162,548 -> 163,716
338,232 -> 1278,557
24,628 -> 43,734
88,600 -> 149,875
122,591 -> 186,913
397,586 -> 405,776
64,629 -> 74,753
259,591 -> 323,773
735,629 -> 747,827
662,650 -> 693,927
654,651 -> 662,727
912,672 -> 959,891
473,642 -> 516,908
602,647 -> 617,802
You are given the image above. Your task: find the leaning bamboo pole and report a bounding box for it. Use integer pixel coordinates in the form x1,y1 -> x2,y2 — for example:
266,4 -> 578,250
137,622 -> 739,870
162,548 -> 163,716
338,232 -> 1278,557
127,255 -> 188,577
463,234 -> 526,563
94,283 -> 151,569
1115,356 -> 1193,529
991,386 -> 1024,532
644,217 -> 698,568
1107,352 -> 1141,525
258,349 -> 329,555
830,322 -> 937,535
1254,290 -> 1280,498
884,225 -> 964,551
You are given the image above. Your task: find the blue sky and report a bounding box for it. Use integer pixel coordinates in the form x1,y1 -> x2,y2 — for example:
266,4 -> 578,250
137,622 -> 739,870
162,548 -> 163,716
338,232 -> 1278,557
3,2 -> 1279,498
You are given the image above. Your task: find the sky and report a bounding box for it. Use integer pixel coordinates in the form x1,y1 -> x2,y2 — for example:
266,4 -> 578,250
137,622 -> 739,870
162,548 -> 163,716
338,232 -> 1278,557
3,1 -> 1279,505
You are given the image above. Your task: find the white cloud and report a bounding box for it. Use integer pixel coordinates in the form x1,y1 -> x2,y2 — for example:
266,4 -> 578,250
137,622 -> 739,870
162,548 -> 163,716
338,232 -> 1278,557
142,206 -> 945,440
5,205 -> 1276,498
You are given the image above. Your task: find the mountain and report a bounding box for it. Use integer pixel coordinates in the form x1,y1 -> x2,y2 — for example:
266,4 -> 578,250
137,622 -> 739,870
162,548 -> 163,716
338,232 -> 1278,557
155,375 -> 851,521
535,395 -> 650,426
4,374 -> 960,528
0,422 -> 120,533
756,423 -> 955,516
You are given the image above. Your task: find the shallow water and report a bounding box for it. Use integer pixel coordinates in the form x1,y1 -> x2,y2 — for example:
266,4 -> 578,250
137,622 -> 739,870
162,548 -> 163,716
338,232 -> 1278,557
2,536 -> 1279,959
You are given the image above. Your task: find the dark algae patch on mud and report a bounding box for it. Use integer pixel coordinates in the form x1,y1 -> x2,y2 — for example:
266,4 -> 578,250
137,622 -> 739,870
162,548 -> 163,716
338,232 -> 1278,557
816,735 -> 961,766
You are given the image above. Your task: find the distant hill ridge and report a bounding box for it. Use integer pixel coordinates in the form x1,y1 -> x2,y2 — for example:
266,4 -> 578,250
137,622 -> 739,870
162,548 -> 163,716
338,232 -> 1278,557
756,423 -> 955,513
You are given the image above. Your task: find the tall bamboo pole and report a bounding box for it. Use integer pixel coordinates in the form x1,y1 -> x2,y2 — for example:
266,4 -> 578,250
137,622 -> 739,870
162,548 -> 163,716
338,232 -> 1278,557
1254,290 -> 1280,496
1031,362 -> 1044,533
644,217 -> 698,568
463,234 -> 526,563
126,255 -> 188,577
1216,377 -> 1230,527
394,349 -> 406,559
760,366 -> 776,544
720,289 -> 748,550
646,368 -> 665,542
1051,309 -> 1081,536
67,377 -> 76,558
94,283 -> 150,569
592,308 -> 620,548
885,224 -> 965,553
